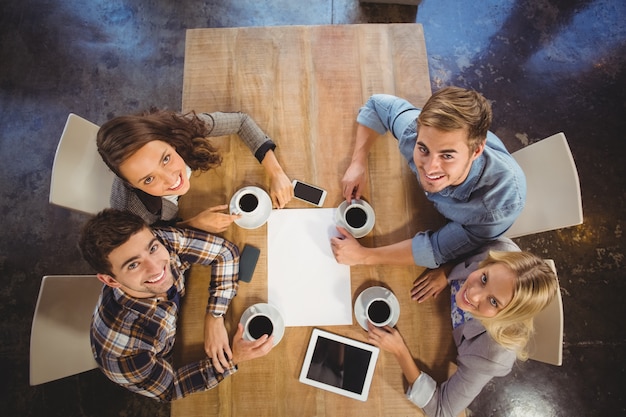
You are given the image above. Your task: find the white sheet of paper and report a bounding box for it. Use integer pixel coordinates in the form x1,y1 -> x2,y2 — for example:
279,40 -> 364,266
267,208 -> 352,327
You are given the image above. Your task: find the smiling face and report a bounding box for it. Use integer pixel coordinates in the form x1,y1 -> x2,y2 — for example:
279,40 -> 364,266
455,262 -> 517,318
413,125 -> 485,194
118,140 -> 190,197
96,227 -> 174,299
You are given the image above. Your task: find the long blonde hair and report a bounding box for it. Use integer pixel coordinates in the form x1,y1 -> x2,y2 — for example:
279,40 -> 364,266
477,251 -> 559,360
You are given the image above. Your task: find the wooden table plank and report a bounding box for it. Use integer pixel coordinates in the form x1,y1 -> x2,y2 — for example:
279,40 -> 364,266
174,24 -> 454,417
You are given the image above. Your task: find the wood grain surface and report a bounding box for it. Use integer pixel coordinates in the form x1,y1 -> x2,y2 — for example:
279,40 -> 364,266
173,24 -> 455,417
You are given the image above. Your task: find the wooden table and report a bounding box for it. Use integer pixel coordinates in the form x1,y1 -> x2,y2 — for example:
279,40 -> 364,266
174,24 -> 456,417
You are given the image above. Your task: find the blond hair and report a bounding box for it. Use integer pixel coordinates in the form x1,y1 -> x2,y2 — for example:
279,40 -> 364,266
477,251 -> 559,361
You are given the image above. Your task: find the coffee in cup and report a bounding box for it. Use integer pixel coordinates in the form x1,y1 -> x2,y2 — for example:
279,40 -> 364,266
245,314 -> 274,340
366,298 -> 392,327
240,302 -> 285,345
337,199 -> 375,238
237,193 -> 259,213
345,205 -> 368,229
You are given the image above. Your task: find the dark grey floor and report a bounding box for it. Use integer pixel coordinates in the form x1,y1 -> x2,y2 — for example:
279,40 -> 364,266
1,0 -> 624,416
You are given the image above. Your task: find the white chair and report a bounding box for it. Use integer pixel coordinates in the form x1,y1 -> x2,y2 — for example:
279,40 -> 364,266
30,275 -> 103,385
49,113 -> 115,215
528,259 -> 564,366
505,132 -> 583,238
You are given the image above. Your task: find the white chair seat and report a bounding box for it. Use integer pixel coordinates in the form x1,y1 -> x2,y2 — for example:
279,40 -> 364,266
505,132 -> 583,238
528,259 -> 564,366
49,114 -> 115,214
30,275 -> 103,385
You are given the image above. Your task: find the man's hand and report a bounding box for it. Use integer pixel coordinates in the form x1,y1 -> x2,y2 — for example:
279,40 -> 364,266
410,267 -> 450,303
342,124 -> 379,203
330,226 -> 367,265
341,161 -> 368,203
204,314 -> 232,374
231,323 -> 274,365
183,205 -> 241,233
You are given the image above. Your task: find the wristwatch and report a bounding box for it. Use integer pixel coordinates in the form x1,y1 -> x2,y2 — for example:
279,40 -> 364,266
211,311 -> 224,318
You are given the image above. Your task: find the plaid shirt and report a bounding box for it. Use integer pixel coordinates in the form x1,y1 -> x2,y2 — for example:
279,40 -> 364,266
90,226 -> 239,402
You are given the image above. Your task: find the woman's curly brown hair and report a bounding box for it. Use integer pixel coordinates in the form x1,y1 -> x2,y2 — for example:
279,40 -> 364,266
96,109 -> 222,180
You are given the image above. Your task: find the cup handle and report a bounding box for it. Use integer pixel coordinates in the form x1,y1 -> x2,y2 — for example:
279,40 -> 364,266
231,193 -> 241,215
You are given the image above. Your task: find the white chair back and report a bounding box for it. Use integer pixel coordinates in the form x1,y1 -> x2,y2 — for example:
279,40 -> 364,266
30,275 -> 103,385
505,132 -> 583,238
528,259 -> 564,366
49,114 -> 115,214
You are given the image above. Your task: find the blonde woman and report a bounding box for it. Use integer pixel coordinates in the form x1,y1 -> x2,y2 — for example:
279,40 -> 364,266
367,237 -> 558,417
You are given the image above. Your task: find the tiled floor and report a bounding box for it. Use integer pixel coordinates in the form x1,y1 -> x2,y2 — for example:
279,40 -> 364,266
1,0 -> 624,416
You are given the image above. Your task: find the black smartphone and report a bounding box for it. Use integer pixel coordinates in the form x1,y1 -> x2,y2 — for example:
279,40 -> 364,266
292,179 -> 327,207
239,244 -> 261,283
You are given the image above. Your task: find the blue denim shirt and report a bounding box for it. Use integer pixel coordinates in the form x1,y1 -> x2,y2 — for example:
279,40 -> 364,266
357,94 -> 526,268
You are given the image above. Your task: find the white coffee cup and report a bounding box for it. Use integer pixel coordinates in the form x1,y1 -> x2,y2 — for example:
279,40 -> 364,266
233,190 -> 260,216
337,199 -> 375,238
244,312 -> 275,341
354,286 -> 400,331
365,297 -> 393,327
229,186 -> 273,229
239,303 -> 285,345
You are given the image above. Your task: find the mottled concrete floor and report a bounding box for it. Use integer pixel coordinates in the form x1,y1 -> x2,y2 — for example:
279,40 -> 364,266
1,0 -> 624,416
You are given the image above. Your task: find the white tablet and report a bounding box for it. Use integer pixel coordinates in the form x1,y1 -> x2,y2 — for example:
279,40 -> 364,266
299,328 -> 379,402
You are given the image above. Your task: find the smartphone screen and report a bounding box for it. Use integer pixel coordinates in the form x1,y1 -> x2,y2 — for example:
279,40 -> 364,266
293,180 -> 326,206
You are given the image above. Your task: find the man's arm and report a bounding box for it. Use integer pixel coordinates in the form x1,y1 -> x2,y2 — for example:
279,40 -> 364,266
93,304 -> 238,402
332,220 -> 516,269
154,227 -> 239,378
103,335 -> 273,402
204,314 -> 231,373
330,226 -> 414,266
341,124 -> 380,202
154,227 -> 239,311
191,231 -> 239,373
96,321 -> 275,402
342,94 -> 419,202
416,219 -> 513,269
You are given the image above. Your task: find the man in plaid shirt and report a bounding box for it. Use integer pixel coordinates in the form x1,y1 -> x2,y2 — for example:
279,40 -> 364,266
79,209 -> 274,401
